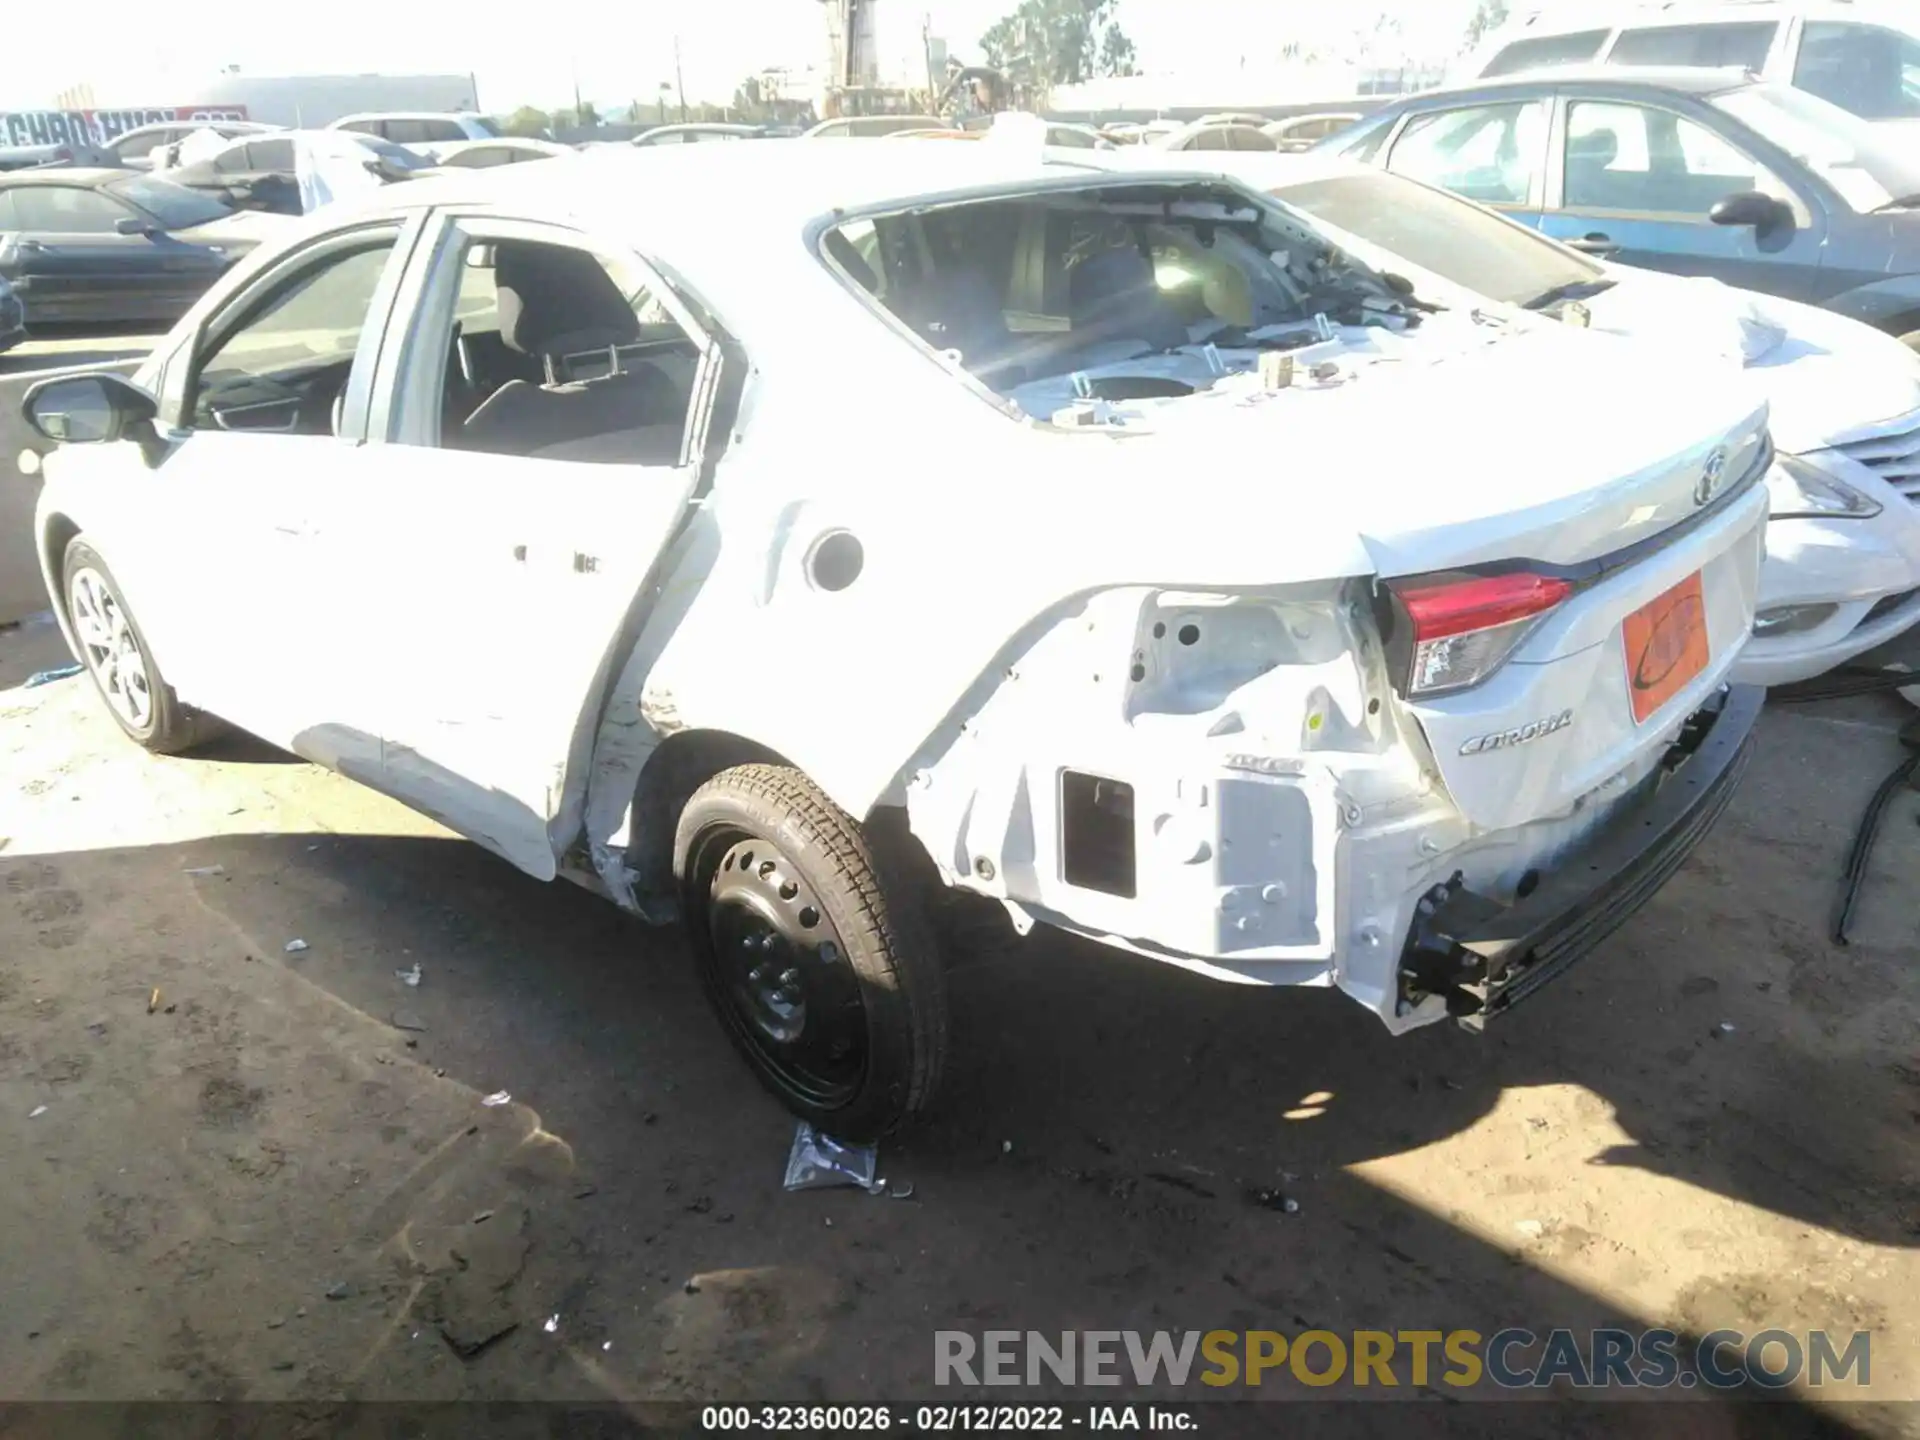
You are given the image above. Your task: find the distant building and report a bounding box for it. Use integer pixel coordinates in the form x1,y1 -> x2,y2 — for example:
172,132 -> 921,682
54,73 -> 479,129
818,0 -> 943,114
1047,59 -> 1445,120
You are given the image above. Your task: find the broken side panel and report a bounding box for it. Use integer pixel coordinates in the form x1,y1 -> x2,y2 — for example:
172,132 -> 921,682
903,585 -> 1389,974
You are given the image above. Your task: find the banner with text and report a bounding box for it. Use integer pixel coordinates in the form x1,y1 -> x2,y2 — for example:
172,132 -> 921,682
1,107 -> 250,149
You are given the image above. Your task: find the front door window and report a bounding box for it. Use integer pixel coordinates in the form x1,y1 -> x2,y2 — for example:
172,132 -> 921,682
188,232 -> 399,435
1386,101 -> 1548,206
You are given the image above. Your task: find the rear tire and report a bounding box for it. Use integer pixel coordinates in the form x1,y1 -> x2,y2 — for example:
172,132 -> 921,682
62,538 -> 206,755
675,763 -> 948,1141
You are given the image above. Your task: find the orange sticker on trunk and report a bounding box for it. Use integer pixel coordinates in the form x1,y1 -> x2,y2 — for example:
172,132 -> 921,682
1623,571 -> 1710,724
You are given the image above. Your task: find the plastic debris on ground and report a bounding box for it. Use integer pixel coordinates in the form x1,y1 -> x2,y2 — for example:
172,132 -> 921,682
284,939 -> 309,954
24,664 -> 83,689
396,964 -> 422,987
783,1121 -> 878,1192
542,1314 -> 559,1334
28,1105 -> 47,1119
182,865 -> 225,877
481,1091 -> 512,1107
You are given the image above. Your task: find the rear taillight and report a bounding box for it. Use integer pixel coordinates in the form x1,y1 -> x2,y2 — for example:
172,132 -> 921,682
1387,572 -> 1571,698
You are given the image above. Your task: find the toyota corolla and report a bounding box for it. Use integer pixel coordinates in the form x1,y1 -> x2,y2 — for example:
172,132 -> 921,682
20,144 -> 1767,1137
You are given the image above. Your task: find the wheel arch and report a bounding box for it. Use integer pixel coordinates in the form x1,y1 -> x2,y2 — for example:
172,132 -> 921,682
39,512 -> 83,647
619,727 -> 798,921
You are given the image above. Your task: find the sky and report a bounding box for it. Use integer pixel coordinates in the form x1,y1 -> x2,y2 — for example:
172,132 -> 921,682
4,0 -> 1493,112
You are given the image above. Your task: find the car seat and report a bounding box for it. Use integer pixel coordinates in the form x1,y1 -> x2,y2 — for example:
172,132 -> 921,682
457,242 -> 687,463
1565,128 -> 1622,208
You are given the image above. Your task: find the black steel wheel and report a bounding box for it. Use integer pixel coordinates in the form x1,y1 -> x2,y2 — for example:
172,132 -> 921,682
676,764 -> 947,1139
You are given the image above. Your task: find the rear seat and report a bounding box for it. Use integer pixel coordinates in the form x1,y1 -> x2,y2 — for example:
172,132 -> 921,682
453,241 -> 690,463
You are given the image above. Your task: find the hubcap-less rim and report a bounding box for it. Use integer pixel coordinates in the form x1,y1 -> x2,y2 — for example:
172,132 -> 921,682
702,833 -> 868,1109
69,567 -> 152,731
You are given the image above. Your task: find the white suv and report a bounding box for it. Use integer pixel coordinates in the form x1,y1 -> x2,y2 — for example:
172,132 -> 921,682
327,112 -> 499,161
1458,1 -> 1920,130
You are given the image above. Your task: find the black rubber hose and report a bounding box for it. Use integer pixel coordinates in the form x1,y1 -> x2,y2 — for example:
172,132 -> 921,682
1771,666 -> 1919,705
1832,749 -> 1920,947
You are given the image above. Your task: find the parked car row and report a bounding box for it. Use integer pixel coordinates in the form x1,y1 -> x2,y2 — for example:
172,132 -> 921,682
18,136 -> 1917,1141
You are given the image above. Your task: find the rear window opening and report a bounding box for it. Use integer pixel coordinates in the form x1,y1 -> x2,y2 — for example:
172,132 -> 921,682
820,181 -> 1425,417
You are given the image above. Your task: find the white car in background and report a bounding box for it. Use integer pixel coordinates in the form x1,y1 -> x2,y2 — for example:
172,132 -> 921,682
103,120 -> 279,171
327,112 -> 500,162
1108,150 -> 1920,689
424,137 -> 575,169
1456,1 -> 1920,136
21,145 -> 1769,1137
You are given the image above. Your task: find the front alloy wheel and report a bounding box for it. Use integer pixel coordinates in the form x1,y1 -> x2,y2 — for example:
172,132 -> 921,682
61,537 -> 205,754
69,565 -> 153,732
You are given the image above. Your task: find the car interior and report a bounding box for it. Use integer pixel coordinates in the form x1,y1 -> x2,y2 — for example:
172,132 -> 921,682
186,239 -> 399,436
182,234 -> 703,465
1562,105 -> 1765,214
430,239 -> 701,465
1391,105 -> 1540,206
830,193 -> 1346,395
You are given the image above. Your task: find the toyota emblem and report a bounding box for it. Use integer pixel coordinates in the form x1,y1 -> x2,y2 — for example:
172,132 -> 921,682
1695,448 -> 1728,507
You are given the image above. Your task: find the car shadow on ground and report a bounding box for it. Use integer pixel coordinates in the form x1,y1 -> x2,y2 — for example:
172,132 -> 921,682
0,822 -> 1903,1434
0,700 -> 1911,1429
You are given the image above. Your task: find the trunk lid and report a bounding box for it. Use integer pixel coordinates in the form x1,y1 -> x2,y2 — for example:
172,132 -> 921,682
1011,313 -> 1772,830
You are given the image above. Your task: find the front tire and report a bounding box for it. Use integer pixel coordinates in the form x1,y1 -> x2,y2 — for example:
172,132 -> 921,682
675,764 -> 948,1140
62,537 -> 205,754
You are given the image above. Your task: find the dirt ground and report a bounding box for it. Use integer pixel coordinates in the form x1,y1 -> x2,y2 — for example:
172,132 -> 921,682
0,613 -> 1915,1436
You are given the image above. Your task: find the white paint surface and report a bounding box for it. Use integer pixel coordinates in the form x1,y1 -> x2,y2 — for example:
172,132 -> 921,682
28,144 -> 1789,1034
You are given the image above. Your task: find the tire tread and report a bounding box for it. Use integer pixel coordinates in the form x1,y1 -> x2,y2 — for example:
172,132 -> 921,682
678,763 -> 948,1133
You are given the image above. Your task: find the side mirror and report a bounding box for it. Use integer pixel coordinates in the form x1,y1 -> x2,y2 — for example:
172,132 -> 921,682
113,216 -> 154,237
1709,190 -> 1791,231
21,372 -> 158,445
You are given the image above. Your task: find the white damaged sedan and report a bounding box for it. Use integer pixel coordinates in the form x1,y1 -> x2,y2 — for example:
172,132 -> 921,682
24,145 -> 1769,1137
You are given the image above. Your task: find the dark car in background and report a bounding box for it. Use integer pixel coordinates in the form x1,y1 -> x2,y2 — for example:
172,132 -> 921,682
1323,68 -> 1920,345
0,274 -> 23,352
0,170 -> 287,325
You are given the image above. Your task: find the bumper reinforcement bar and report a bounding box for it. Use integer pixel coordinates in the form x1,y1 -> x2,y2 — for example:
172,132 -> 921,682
1400,684 -> 1763,1029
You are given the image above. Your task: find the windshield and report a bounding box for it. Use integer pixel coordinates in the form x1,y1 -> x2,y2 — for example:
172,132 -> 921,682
1712,83 -> 1920,212
470,116 -> 502,137
1272,171 -> 1597,307
103,174 -> 233,229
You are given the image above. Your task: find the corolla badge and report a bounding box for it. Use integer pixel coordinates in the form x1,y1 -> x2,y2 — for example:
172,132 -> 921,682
1458,709 -> 1574,756
1694,448 -> 1729,507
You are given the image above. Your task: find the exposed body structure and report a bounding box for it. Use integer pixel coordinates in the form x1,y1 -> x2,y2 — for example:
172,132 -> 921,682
25,145 -> 1767,1137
